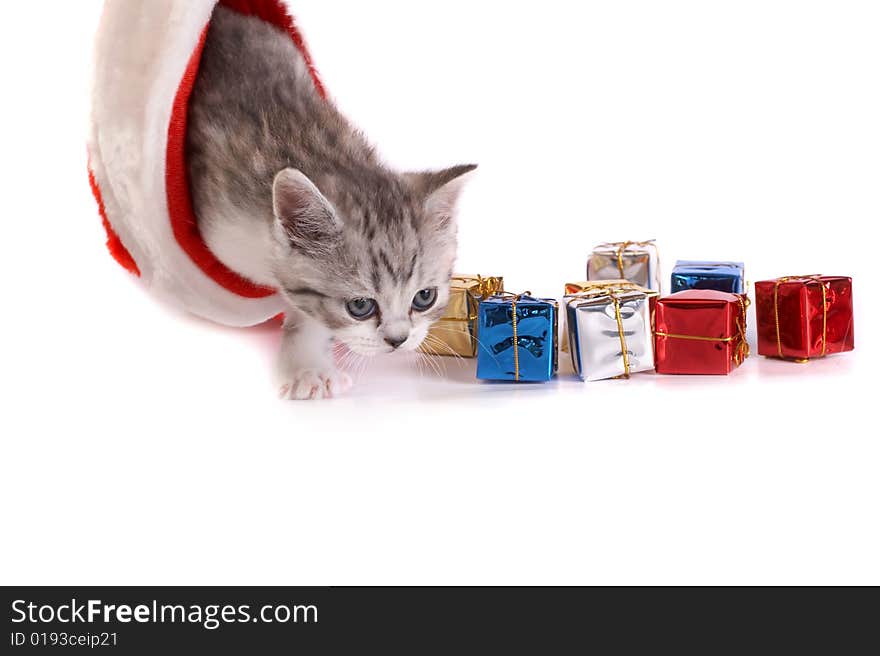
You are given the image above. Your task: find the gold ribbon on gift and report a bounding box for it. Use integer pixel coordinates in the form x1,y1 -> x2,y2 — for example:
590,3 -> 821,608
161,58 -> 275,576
773,275 -> 827,362
565,282 -> 657,379
653,295 -> 751,366
611,295 -> 630,377
440,275 -> 505,323
494,291 -> 533,381
594,240 -> 660,286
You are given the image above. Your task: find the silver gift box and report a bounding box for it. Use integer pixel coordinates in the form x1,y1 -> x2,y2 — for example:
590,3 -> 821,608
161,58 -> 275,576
565,290 -> 657,381
587,241 -> 661,292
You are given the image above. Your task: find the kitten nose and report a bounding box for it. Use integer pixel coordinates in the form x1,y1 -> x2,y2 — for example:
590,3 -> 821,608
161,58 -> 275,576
384,336 -> 407,349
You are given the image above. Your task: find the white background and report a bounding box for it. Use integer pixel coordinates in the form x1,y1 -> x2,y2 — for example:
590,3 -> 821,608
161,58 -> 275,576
1,1 -> 878,585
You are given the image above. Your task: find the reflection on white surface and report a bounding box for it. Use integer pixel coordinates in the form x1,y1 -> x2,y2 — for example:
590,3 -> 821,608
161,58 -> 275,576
320,325 -> 861,401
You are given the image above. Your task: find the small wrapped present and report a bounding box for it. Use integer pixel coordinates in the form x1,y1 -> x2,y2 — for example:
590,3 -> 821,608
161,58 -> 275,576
755,275 -> 854,361
653,290 -> 749,375
587,240 -> 661,291
420,274 -> 503,357
561,280 -> 632,352
671,260 -> 745,294
565,281 -> 658,381
476,294 -> 558,382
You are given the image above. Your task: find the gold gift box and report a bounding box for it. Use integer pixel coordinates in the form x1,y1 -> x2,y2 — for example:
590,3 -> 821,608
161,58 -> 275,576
561,279 -> 637,352
420,274 -> 504,357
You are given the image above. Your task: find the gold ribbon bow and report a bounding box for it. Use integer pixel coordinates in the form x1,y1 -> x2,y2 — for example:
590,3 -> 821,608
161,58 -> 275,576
473,275 -> 504,299
566,283 -> 657,378
773,275 -> 827,361
653,295 -> 751,366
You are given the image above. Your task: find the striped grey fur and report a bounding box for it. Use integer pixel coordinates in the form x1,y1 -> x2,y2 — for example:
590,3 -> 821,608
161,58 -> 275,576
185,7 -> 474,398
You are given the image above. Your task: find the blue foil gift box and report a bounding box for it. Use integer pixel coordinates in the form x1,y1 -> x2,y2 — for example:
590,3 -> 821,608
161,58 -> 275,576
476,294 -> 558,382
671,260 -> 745,294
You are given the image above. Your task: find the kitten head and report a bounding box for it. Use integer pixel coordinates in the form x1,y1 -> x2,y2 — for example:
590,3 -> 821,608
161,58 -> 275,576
270,164 -> 476,355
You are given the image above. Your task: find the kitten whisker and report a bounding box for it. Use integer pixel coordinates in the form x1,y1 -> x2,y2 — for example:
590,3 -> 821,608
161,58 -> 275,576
421,334 -> 466,367
419,349 -> 445,378
423,326 -> 495,362
409,350 -> 426,381
421,340 -> 460,374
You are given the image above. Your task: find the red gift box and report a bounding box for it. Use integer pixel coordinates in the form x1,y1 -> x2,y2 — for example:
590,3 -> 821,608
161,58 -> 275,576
755,275 -> 854,361
653,290 -> 749,375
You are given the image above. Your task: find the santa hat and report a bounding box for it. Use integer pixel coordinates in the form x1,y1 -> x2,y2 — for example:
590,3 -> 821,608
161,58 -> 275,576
88,0 -> 324,326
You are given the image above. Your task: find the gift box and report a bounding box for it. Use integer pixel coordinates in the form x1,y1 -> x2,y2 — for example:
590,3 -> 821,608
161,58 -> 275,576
561,280 -> 633,352
671,260 -> 745,294
420,274 -> 503,357
587,240 -> 661,291
754,276 -> 854,361
565,282 -> 658,381
476,294 -> 558,382
653,290 -> 749,375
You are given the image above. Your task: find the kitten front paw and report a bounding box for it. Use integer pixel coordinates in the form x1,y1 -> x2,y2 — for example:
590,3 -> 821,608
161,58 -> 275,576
278,368 -> 353,400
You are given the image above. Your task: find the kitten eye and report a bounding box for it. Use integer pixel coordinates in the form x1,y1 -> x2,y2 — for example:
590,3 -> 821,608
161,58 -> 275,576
346,297 -> 378,320
412,288 -> 438,312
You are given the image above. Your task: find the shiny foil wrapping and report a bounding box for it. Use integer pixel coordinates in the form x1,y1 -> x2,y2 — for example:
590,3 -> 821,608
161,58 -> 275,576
587,241 -> 661,291
671,260 -> 745,294
653,290 -> 749,375
561,280 -> 632,352
476,295 -> 558,382
420,274 -> 503,357
565,287 -> 657,381
755,276 -> 854,360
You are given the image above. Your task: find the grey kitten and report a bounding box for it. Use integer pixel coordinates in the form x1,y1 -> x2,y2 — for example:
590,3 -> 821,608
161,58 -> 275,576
186,7 -> 475,399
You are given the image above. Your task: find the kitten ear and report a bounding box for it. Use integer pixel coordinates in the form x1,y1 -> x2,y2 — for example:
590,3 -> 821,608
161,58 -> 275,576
272,168 -> 342,255
406,164 -> 477,230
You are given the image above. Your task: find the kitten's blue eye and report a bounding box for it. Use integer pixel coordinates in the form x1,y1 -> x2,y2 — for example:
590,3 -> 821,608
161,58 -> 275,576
346,298 -> 378,320
412,288 -> 438,312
